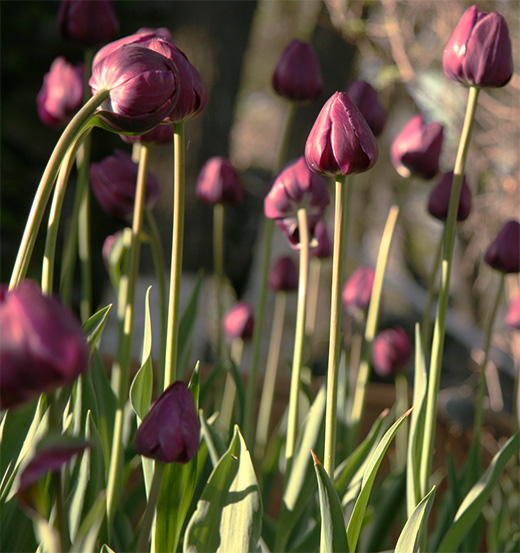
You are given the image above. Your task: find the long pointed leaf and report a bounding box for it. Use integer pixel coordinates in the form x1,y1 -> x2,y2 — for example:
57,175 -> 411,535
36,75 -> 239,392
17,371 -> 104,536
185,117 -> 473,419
82,304 -> 112,355
395,485 -> 436,553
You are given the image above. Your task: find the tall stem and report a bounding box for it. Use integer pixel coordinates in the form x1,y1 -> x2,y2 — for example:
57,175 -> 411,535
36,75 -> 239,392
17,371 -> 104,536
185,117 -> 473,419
219,338 -> 245,435
135,462 -> 165,553
214,202 -> 226,364
306,257 -> 322,338
421,236 -> 443,352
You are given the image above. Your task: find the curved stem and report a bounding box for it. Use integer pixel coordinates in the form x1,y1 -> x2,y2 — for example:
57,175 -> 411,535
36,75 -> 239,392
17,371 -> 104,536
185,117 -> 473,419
214,202 -> 226,364
135,462 -> 165,553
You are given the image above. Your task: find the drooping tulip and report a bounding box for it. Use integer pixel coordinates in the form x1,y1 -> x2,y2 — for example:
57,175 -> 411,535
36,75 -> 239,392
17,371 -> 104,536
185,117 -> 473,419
268,256 -> 299,292
372,326 -> 412,377
484,220 -> 520,274
222,301 -> 254,341
427,171 -> 472,222
196,157 -> 244,205
346,80 -> 387,137
342,266 -> 375,314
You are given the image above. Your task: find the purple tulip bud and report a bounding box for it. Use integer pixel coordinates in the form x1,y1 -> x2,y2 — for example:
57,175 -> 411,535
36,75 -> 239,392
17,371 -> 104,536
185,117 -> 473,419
391,114 -> 444,180
342,266 -> 375,314
196,157 -> 244,205
346,80 -> 387,137
305,92 -> 378,177
90,150 -> 160,220
120,123 -> 174,146
134,382 -> 200,464
272,39 -> 323,102
372,326 -> 412,377
427,171 -> 472,222
59,0 -> 119,47
311,219 -> 332,259
443,5 -> 513,89
505,295 -> 520,330
37,57 -> 84,128
268,256 -> 299,292
484,220 -> 520,274
222,301 -> 254,341
0,281 -> 89,410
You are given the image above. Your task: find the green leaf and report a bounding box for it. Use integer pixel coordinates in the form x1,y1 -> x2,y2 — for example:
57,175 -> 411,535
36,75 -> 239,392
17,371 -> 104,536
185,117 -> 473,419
184,426 -> 263,553
313,451 -> 349,553
189,361 -> 201,410
395,485 -> 436,553
82,304 -> 112,355
200,410 -> 227,468
70,491 -> 106,553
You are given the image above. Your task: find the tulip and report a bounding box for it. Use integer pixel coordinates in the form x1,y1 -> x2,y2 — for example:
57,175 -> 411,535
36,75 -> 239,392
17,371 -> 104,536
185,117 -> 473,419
342,266 -> 375,314
196,157 -> 244,205
443,5 -> 513,88
311,219 -> 332,259
428,171 -> 472,222
90,150 -> 160,220
505,295 -> 520,330
346,80 -> 387,137
0,280 -> 89,410
120,123 -> 174,146
268,256 -> 299,292
372,326 -> 412,377
59,0 -> 119,46
484,220 -> 520,274
37,57 -> 84,128
222,301 -> 254,340
272,39 -> 323,102
391,114 -> 444,180
134,382 -> 200,464
305,92 -> 378,177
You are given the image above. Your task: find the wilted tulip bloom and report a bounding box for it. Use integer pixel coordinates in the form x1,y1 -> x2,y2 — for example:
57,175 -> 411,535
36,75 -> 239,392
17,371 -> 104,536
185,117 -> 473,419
120,123 -> 174,146
0,281 -> 89,410
305,92 -> 378,177
196,157 -> 244,205
372,326 -> 412,377
342,266 -> 375,314
427,171 -> 472,222
90,150 -> 160,220
37,57 -> 84,128
484,220 -> 520,274
391,114 -> 444,180
134,382 -> 200,464
346,80 -> 387,137
268,256 -> 299,292
59,0 -> 119,46
505,295 -> 520,330
272,39 -> 323,102
222,301 -> 254,341
443,5 -> 513,88
311,219 -> 332,259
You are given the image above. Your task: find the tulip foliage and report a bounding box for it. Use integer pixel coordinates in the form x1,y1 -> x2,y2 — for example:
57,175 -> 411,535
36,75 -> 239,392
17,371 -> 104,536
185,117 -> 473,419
2,2 -> 519,553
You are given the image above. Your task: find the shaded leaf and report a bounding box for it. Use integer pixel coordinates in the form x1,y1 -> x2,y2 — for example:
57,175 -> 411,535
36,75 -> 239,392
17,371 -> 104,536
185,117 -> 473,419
395,485 -> 436,553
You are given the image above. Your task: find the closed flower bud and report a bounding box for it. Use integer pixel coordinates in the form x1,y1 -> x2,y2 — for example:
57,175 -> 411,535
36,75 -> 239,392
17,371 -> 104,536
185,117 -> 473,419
346,80 -> 387,137
484,220 -> 520,274
272,39 -> 323,102
311,220 -> 332,259
196,157 -> 244,205
59,0 -> 119,47
305,92 -> 378,177
37,57 -> 84,128
505,295 -> 520,330
427,171 -> 472,222
222,301 -> 254,341
342,266 -> 375,314
391,114 -> 444,180
134,382 -> 200,464
0,281 -> 89,410
372,326 -> 412,377
443,5 -> 513,88
268,256 -> 299,292
120,123 -> 174,146
90,150 -> 160,220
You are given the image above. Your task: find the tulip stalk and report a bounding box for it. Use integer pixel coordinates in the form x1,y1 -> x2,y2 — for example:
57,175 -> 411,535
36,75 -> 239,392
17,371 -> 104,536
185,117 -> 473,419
214,202 -> 226,364
421,236 -> 443,352
219,338 -> 245,436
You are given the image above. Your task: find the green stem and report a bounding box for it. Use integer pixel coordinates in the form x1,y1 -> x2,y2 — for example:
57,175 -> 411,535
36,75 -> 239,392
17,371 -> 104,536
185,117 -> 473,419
214,202 -> 226,364
421,235 -> 443,352
135,462 -> 165,553
305,257 -> 322,338
219,338 -> 244,435
395,372 -> 409,471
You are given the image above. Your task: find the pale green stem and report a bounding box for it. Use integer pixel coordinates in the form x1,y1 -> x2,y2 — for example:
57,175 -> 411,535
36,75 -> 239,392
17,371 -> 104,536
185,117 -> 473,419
421,235 -> 443,352
395,372 -> 409,470
9,89 -> 109,289
306,257 -> 322,338
135,462 -> 165,553
420,85 -> 480,497
214,202 -> 226,364
219,338 -> 244,435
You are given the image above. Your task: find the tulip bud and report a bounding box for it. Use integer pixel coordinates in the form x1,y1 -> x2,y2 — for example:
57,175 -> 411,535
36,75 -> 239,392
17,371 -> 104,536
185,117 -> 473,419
268,256 -> 299,292
484,220 -> 520,274
90,150 -> 160,220
120,123 -> 174,146
37,57 -> 84,128
59,0 -> 119,47
311,219 -> 332,259
134,382 -> 200,464
427,171 -> 472,222
372,326 -> 412,377
346,80 -> 387,137
342,266 -> 375,314
505,295 -> 520,330
0,281 -> 89,410
443,5 -> 513,88
305,92 -> 378,177
196,157 -> 244,205
272,39 -> 323,102
222,301 -> 254,341
391,114 -> 444,180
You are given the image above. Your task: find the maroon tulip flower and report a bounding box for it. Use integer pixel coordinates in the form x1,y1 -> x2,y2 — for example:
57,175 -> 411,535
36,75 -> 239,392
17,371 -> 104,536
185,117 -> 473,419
90,150 -> 160,220
342,266 -> 375,314
372,326 -> 412,377
268,256 -> 299,293
427,171 -> 472,222
37,57 -> 84,128
305,91 -> 378,177
222,301 -> 254,341
484,220 -> 520,274
311,219 -> 332,259
272,39 -> 323,102
134,382 -> 200,464
0,281 -> 89,410
196,157 -> 244,205
505,295 -> 520,330
59,0 -> 119,47
391,114 -> 444,180
346,80 -> 387,137
443,5 -> 513,89
120,123 -> 174,146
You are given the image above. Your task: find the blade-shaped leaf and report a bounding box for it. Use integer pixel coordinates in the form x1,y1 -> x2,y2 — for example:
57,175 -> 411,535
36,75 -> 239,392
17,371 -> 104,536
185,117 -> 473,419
200,410 -> 226,468
70,491 -> 106,553
82,304 -> 112,355
395,485 -> 436,553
